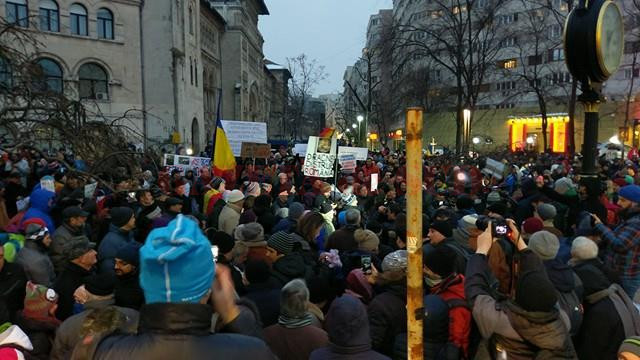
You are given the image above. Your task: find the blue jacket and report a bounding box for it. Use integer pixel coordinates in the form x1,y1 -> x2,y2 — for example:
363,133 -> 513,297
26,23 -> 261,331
21,188 -> 56,232
98,224 -> 134,275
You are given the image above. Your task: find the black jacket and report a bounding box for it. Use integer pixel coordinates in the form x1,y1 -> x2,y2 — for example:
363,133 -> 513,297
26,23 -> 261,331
270,253 -> 313,288
92,303 -> 275,360
114,271 -> 145,311
368,283 -> 407,356
0,262 -> 27,322
53,262 -> 94,321
243,282 -> 281,327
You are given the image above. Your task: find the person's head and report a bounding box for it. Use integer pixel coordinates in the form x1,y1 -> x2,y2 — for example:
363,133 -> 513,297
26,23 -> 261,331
618,185 -> 640,211
140,215 -> 214,304
110,207 -> 136,231
278,172 -> 288,184
400,182 -> 407,192
358,185 -> 368,197
320,182 -> 332,196
137,189 -> 154,207
456,195 -> 473,211
366,158 -> 373,167
345,208 -> 361,227
63,206 -> 89,228
244,259 -> 271,285
279,279 -> 310,319
354,229 -> 379,254
423,244 -> 457,286
25,223 -> 52,248
618,337 -> 640,360
207,230 -> 235,259
380,250 -> 408,284
288,202 -> 305,221
534,203 -> 557,222
514,264 -> 558,312
522,217 -> 544,236
428,220 -> 453,244
66,236 -> 97,270
165,197 -> 183,213
242,195 -> 256,212
114,243 -> 140,277
297,212 -> 326,242
266,231 -> 295,262
22,281 -> 59,326
324,295 -> 372,349
528,231 -> 560,261
211,177 -> 226,192
570,236 -> 599,263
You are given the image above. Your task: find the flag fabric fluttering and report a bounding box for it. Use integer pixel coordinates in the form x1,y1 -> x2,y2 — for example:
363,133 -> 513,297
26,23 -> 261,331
318,128 -> 335,138
211,93 -> 236,178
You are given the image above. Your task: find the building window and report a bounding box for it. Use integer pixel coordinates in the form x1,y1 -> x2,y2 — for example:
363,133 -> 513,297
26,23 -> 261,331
499,37 -> 517,48
194,59 -> 198,87
34,58 -> 63,93
371,18 -> 379,25
39,0 -> 59,32
624,68 -> 640,79
528,54 -> 543,65
498,13 -> 518,25
78,63 -> 108,100
97,8 -> 113,39
549,24 -> 562,38
6,0 -> 29,27
70,3 -> 88,36
188,5 -> 194,35
189,57 -> 193,85
498,59 -> 517,69
476,0 -> 488,9
0,58 -> 12,88
548,48 -> 564,61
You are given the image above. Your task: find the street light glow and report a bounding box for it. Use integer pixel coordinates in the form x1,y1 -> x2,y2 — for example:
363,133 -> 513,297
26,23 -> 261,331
352,124 -> 357,129
357,115 -> 364,122
186,148 -> 194,155
609,135 -> 621,144
526,137 -> 534,144
346,129 -> 350,132
472,137 -> 481,144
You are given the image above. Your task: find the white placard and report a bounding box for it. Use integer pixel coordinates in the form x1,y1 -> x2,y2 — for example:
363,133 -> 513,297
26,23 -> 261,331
339,154 -> 357,173
163,154 -> 212,175
371,173 -> 379,191
484,158 -> 506,180
338,146 -> 369,161
293,144 -> 308,156
40,176 -> 55,193
220,120 -> 268,156
84,182 -> 98,199
303,153 -> 336,178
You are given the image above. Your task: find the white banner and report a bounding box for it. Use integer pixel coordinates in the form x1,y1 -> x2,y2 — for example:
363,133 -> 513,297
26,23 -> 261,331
483,158 -> 506,180
163,154 -> 212,175
303,153 -> 336,178
293,144 -> 308,156
221,120 -> 268,156
338,146 -> 368,161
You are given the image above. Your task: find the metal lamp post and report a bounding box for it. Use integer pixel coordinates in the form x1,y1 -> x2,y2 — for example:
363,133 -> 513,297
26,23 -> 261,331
463,109 -> 471,154
357,115 -> 364,147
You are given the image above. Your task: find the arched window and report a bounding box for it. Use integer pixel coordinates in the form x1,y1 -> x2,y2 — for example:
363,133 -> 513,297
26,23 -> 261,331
70,3 -> 88,36
191,118 -> 200,152
6,0 -> 28,27
0,58 -> 12,88
188,5 -> 194,35
39,0 -> 59,32
34,58 -> 63,93
97,8 -> 113,39
78,63 -> 108,100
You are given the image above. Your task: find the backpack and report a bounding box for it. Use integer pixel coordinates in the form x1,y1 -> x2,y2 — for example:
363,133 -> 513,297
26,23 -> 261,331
554,274 -> 584,337
586,283 -> 640,337
447,298 -> 481,360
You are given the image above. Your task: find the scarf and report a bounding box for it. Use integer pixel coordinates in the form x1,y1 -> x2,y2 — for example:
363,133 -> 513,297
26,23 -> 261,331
277,312 -> 313,329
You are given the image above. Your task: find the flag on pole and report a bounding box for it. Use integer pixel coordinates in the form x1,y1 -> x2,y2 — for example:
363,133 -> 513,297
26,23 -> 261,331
211,93 -> 236,177
318,127 -> 335,138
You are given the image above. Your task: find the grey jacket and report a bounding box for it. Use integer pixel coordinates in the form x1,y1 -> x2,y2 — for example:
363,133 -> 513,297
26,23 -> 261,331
15,240 -> 55,286
218,203 -> 242,235
50,298 -> 139,360
51,223 -> 86,274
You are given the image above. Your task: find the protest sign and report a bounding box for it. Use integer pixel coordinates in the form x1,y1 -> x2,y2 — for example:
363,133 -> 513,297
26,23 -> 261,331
303,153 -> 336,177
338,146 -> 368,161
240,143 -> 272,159
483,158 -> 506,179
163,154 -> 211,175
220,120 -> 268,156
293,144 -> 308,156
40,176 -> 55,193
371,173 -> 379,191
339,154 -> 357,174
84,182 -> 98,199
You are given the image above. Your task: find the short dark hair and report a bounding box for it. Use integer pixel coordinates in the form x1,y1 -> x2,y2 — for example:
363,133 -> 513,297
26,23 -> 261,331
135,189 -> 151,202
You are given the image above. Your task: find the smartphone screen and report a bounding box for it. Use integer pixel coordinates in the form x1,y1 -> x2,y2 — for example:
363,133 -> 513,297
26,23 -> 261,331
211,245 -> 219,262
361,255 -> 372,275
495,225 -> 508,235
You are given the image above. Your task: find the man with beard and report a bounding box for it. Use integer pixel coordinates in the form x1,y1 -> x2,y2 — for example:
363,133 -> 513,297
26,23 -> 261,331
114,242 -> 144,310
592,185 -> 640,297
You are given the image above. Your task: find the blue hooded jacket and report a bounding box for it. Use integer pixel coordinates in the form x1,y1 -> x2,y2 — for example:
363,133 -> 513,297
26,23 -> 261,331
21,188 -> 56,232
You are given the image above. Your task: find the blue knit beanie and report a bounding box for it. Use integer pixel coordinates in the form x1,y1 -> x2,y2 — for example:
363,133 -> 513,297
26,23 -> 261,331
140,215 -> 214,303
619,185 -> 640,204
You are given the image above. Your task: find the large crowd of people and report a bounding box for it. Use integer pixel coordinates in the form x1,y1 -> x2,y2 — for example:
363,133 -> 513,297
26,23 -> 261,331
1,146 -> 640,359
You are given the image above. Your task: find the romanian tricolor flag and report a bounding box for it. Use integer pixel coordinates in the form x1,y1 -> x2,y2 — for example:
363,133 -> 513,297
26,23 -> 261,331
319,127 -> 335,138
211,93 -> 236,179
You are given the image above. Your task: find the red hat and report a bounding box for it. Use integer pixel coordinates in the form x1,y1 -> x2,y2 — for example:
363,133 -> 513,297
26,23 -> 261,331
522,217 -> 544,235
613,178 -> 628,187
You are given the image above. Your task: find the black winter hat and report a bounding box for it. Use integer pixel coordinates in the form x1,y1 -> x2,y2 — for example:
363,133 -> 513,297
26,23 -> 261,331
84,273 -> 116,296
429,220 -> 453,238
456,195 -> 473,210
245,260 -> 271,284
210,231 -> 235,254
515,270 -> 558,312
110,207 -> 134,228
424,245 -> 457,278
487,202 -> 508,217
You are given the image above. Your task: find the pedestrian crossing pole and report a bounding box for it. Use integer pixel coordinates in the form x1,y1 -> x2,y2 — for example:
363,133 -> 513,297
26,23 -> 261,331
406,107 -> 424,360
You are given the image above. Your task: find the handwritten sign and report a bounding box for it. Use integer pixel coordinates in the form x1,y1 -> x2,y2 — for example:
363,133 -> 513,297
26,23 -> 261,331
303,153 -> 336,178
220,120 -> 268,156
241,143 -> 271,159
339,154 -> 357,174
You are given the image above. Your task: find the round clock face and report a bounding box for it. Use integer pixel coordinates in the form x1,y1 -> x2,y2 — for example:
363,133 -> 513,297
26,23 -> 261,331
596,1 -> 624,77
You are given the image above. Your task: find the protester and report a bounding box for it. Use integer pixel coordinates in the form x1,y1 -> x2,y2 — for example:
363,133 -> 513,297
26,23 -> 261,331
243,260 -> 280,327
51,206 -> 89,273
98,207 -> 136,275
219,189 -> 245,235
114,243 -> 145,310
16,223 -> 55,287
53,236 -> 97,321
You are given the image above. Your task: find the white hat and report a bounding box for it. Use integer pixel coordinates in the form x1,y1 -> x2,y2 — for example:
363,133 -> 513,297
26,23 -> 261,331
226,190 -> 244,203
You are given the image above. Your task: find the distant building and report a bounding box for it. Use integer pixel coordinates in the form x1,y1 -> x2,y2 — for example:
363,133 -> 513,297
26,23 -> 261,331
265,62 -> 291,140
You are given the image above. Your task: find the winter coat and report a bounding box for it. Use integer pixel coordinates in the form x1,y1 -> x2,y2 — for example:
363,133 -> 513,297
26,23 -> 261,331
0,325 -> 33,359
218,203 -> 242,235
97,225 -> 135,276
20,188 -> 55,232
257,211 -> 278,235
91,303 -> 275,360
465,251 -> 577,360
431,274 -> 471,357
114,271 -> 145,311
368,283 -> 407,356
53,262 -> 95,321
272,217 -> 297,234
51,223 -> 87,274
325,225 -> 358,252
543,259 -> 583,336
15,239 -> 55,287
135,203 -> 161,242
50,298 -> 139,360
0,261 -> 27,322
263,324 -> 329,360
243,282 -> 281,327
270,253 -> 314,288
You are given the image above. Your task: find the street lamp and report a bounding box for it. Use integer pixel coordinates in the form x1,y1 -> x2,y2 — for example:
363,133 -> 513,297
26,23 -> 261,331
352,124 -> 357,129
463,109 -> 471,153
472,137 -> 481,145
357,115 -> 364,146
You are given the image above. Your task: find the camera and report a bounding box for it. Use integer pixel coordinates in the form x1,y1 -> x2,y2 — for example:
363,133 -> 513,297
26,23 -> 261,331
476,216 -> 509,237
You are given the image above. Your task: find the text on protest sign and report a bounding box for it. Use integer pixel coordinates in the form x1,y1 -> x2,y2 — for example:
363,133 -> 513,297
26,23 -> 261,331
483,158 -> 506,180
220,120 -> 268,156
240,143 -> 272,159
338,146 -> 369,161
338,154 -> 357,174
303,153 -> 336,178
163,154 -> 212,175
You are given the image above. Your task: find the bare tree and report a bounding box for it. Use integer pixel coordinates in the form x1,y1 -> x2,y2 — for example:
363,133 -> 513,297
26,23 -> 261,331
286,54 -> 327,141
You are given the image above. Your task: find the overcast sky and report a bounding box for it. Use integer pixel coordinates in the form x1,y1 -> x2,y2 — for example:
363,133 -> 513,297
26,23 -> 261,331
259,0 -> 393,96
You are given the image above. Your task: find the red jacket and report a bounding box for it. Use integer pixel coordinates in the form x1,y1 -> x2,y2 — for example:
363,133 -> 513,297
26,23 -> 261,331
431,274 -> 471,357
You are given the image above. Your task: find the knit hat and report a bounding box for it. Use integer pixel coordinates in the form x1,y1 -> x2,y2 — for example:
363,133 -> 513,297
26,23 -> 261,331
618,337 -> 640,357
522,217 -> 544,234
424,244 -> 457,277
115,242 -> 141,266
267,231 -> 295,255
25,223 -> 48,242
354,229 -> 379,253
626,175 -> 635,185
234,223 -> 265,246
535,203 -> 557,221
613,177 -> 628,187
209,231 -> 235,254
62,206 -> 89,219
63,236 -> 96,260
619,185 -> 640,204
84,273 -> 116,296
227,189 -> 245,203
110,207 -> 134,228
429,220 -> 453,238
515,269 -> 558,312
245,182 -> 261,197
22,281 -> 60,326
570,236 -> 599,261
140,215 -> 215,303
528,231 -> 560,260
211,177 -> 225,190
554,177 -> 575,195
288,202 -> 305,220
486,191 -> 502,204
486,202 -> 507,217
382,250 -> 408,272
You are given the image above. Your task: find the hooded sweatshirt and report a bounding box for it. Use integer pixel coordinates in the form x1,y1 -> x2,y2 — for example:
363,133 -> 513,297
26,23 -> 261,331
21,188 -> 56,232
0,325 -> 34,358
